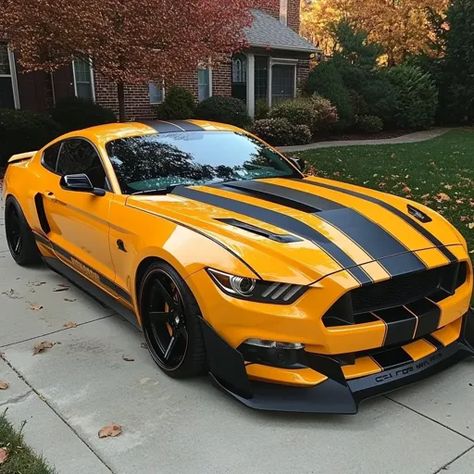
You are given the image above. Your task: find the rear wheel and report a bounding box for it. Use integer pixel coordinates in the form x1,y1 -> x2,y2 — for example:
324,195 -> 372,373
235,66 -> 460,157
5,197 -> 41,266
139,261 -> 207,378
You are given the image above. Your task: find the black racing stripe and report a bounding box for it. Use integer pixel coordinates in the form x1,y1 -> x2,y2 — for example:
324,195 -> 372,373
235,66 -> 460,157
407,299 -> 441,338
33,233 -> 132,303
170,120 -> 205,131
220,180 -> 342,212
371,347 -> 413,370
298,179 -> 458,263
425,334 -> 444,349
374,306 -> 417,346
318,208 -> 426,277
172,186 -> 372,285
141,120 -> 183,133
220,180 -> 426,277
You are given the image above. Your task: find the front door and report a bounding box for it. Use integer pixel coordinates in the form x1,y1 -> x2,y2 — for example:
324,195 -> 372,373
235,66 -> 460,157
40,138 -> 115,289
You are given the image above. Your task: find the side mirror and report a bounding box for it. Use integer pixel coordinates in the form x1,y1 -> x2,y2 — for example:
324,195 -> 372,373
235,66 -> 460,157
60,173 -> 105,196
287,156 -> 307,172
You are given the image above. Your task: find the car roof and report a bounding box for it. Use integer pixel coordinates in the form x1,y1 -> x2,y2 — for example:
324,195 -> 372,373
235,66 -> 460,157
56,120 -> 246,146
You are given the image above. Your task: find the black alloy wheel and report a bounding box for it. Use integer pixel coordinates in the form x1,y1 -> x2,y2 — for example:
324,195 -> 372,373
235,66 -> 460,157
5,197 -> 41,266
140,262 -> 206,378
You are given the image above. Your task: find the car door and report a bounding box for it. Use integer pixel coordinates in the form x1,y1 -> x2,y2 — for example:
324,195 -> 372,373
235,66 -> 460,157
40,138 -> 116,289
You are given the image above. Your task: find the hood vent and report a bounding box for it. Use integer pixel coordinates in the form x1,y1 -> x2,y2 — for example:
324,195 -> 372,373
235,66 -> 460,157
216,218 -> 302,244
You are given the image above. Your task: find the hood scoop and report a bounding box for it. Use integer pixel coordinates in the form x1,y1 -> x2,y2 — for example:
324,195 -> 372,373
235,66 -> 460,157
216,218 -> 302,244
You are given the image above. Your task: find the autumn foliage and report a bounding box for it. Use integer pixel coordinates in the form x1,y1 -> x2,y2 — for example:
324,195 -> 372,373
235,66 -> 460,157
0,0 -> 260,119
302,0 -> 449,64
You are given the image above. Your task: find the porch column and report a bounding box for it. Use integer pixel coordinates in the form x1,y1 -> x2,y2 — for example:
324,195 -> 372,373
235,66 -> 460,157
246,53 -> 255,118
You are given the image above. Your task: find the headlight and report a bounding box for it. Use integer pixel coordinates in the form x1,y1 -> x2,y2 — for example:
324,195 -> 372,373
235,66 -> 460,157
206,268 -> 306,304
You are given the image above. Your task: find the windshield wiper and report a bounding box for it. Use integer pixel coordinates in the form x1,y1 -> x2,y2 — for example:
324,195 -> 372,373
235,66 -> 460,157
131,183 -> 191,195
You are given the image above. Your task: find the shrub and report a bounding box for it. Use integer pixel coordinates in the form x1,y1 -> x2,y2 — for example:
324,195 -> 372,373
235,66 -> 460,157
50,97 -> 116,132
304,61 -> 354,130
269,96 -> 338,136
195,96 -> 251,128
359,77 -> 400,127
255,99 -> 270,120
156,86 -> 196,120
385,65 -> 438,129
355,114 -> 384,133
251,118 -> 311,146
0,109 -> 61,168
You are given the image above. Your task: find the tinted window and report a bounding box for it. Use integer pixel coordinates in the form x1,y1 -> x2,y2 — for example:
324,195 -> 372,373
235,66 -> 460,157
57,139 -> 107,188
42,142 -> 61,172
105,131 -> 299,194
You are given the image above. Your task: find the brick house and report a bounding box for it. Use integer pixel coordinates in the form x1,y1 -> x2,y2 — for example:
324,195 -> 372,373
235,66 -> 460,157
0,0 -> 315,120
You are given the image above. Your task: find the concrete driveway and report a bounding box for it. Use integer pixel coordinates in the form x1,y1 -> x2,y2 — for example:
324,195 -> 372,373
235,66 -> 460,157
0,192 -> 473,474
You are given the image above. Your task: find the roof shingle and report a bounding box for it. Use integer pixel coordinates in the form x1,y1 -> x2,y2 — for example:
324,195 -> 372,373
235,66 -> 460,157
245,9 -> 317,53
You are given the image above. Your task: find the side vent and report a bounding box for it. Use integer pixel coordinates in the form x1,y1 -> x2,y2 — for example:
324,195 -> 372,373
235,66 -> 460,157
216,218 -> 302,243
34,193 -> 51,234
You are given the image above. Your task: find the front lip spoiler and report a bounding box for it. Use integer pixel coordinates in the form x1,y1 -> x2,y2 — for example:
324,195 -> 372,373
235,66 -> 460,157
200,309 -> 474,414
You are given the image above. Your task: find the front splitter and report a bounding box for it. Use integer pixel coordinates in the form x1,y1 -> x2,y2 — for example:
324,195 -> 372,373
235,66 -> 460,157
201,310 -> 474,414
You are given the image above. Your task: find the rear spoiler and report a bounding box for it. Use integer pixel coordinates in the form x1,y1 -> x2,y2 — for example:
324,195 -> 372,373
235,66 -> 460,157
8,151 -> 37,164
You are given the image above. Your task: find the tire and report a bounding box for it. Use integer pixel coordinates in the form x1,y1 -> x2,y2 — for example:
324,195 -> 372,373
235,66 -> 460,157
4,196 -> 42,266
139,261 -> 207,378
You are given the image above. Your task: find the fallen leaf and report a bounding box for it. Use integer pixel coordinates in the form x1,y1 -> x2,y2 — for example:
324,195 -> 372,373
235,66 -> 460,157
435,192 -> 451,202
30,281 -> 47,287
53,287 -> 69,292
33,341 -> 55,355
29,304 -> 43,311
122,355 -> 135,362
1,289 -> 21,299
402,185 -> 411,194
0,380 -> 9,390
98,424 -> 122,438
468,223 -> 474,230
0,448 -> 8,465
63,321 -> 77,329
64,298 -> 76,302
140,342 -> 148,349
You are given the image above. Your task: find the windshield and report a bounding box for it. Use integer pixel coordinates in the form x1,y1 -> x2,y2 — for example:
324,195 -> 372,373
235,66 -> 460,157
105,131 -> 299,194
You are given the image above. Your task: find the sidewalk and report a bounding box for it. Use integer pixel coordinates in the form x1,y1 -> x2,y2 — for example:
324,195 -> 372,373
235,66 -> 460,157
279,128 -> 450,153
1,191 -> 474,473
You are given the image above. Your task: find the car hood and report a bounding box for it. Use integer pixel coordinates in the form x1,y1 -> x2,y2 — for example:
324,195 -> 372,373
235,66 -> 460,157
126,177 -> 463,286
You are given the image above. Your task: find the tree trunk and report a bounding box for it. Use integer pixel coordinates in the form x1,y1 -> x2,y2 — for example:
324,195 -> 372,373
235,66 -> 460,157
117,81 -> 126,122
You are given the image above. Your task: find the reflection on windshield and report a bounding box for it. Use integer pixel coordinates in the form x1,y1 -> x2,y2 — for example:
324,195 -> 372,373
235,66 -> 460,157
105,131 -> 298,194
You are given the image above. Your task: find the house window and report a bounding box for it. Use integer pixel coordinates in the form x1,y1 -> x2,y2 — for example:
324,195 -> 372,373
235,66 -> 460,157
254,56 -> 268,105
232,56 -> 247,84
0,43 -> 19,109
231,54 -> 247,104
149,82 -> 164,104
271,64 -> 296,105
73,58 -> 94,101
279,0 -> 288,26
198,67 -> 212,102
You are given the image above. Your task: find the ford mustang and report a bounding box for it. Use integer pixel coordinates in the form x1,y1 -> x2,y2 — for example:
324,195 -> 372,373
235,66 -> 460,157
3,120 -> 473,413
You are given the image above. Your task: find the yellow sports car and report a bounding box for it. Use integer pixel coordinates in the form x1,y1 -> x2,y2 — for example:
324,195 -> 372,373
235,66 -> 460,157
3,120 -> 473,413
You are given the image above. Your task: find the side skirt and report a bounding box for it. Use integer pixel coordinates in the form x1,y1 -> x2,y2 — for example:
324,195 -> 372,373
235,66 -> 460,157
43,256 -> 140,329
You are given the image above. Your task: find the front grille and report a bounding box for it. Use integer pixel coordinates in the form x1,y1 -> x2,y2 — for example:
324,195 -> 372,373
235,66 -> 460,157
323,262 -> 467,328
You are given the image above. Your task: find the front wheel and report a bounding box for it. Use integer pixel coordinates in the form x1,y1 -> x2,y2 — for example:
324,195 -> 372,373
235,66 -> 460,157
5,197 -> 41,266
139,261 -> 207,378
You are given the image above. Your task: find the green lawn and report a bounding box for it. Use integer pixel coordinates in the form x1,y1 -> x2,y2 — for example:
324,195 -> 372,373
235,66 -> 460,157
0,412 -> 53,474
296,129 -> 474,264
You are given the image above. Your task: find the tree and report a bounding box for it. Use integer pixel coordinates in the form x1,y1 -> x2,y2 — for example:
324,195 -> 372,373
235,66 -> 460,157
301,0 -> 449,65
437,0 -> 474,123
0,0 -> 258,121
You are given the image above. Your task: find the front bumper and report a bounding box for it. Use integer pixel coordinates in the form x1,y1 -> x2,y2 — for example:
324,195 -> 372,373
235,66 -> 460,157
200,309 -> 474,414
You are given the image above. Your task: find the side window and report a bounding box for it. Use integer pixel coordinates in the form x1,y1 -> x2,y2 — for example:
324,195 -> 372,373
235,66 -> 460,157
42,142 -> 61,172
57,139 -> 107,189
